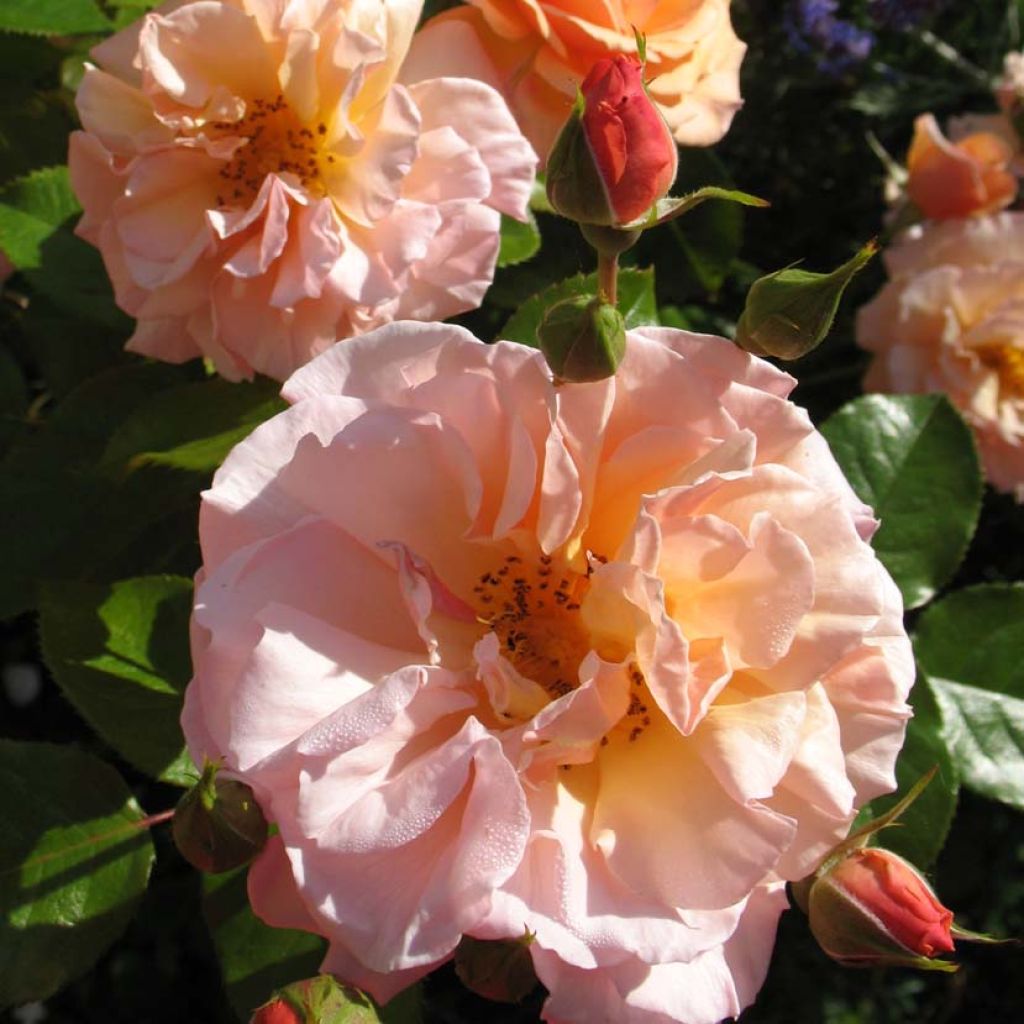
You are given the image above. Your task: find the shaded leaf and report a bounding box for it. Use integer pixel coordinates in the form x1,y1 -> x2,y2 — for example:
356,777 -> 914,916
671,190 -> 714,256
39,575 -> 195,786
204,867 -> 326,1022
821,394 -> 982,609
915,584 -> 1024,810
102,375 -> 287,474
0,741 -> 154,1007
499,268 -> 657,347
0,166 -> 80,269
865,677 -> 959,868
497,210 -> 541,268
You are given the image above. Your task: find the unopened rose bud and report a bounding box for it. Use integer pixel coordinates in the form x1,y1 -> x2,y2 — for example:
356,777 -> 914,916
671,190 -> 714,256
538,295 -> 626,383
455,932 -> 538,1004
735,242 -> 876,360
546,55 -> 678,228
172,760 -> 268,873
250,976 -> 379,1024
803,847 -> 957,971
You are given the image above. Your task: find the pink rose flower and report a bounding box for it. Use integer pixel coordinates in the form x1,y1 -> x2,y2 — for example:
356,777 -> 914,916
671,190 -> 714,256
858,213 -> 1024,500
183,323 -> 913,1022
403,1 -> 745,164
68,0 -> 536,381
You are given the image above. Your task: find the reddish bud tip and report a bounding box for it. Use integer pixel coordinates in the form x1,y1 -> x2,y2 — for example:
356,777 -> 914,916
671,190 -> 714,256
546,55 -> 677,227
807,847 -> 957,970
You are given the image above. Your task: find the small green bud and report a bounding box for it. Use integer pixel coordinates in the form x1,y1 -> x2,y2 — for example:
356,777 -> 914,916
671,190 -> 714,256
172,760 -> 268,873
454,932 -> 538,1004
538,295 -> 626,383
735,241 -> 877,360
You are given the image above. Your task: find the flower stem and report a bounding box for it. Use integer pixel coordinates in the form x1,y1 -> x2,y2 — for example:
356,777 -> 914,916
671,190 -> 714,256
914,29 -> 992,87
597,251 -> 618,306
137,808 -> 175,830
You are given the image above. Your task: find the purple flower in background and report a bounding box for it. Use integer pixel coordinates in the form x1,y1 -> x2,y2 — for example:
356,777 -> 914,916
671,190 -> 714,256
785,0 -> 875,76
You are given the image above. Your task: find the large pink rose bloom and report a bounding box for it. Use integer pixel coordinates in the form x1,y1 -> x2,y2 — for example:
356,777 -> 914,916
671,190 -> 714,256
183,324 -> 913,1022
858,214 -> 1024,500
68,0 -> 536,381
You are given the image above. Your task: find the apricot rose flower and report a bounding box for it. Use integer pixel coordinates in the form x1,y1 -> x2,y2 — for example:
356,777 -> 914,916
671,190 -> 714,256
404,0 -> 746,162
69,0 -> 536,381
858,213 -> 1024,500
183,323 -> 913,1023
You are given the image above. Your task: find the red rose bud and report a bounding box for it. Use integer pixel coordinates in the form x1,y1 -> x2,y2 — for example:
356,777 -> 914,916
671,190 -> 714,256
250,976 -> 381,1024
251,998 -> 303,1024
455,932 -> 538,1004
547,55 -> 678,227
537,295 -> 626,383
172,760 -> 268,873
806,848 -> 957,971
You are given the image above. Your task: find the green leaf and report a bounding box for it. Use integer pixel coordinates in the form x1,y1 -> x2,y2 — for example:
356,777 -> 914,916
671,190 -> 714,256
821,394 -> 982,609
0,0 -> 109,35
39,576 -> 196,786
0,166 -> 80,270
915,584 -> 1024,810
0,362 -> 199,619
204,867 -> 326,1022
497,210 -> 541,268
865,677 -> 959,868
624,185 -> 768,230
499,268 -> 657,347
0,741 -> 155,1007
101,375 -> 287,474
666,148 -> 745,297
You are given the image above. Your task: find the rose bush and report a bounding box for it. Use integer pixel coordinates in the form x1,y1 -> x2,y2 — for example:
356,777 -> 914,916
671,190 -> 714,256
68,0 -> 536,381
404,0 -> 746,162
858,213 -> 1024,500
182,322 -> 913,1023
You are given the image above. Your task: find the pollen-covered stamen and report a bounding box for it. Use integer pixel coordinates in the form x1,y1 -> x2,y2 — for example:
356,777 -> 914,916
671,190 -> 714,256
474,553 -> 593,702
208,94 -> 332,208
978,342 -> 1024,398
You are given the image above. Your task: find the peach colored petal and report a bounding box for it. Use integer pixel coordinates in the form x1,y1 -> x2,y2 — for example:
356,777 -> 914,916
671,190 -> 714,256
592,721 -> 797,910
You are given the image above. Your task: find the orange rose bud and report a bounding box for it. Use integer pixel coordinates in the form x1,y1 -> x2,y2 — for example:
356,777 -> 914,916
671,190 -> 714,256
907,113 -> 1017,220
806,848 -> 956,971
547,55 -> 678,227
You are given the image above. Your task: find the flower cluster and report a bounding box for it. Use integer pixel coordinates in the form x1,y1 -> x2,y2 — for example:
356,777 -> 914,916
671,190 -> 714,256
69,0 -> 537,381
858,214 -> 1024,500
183,323 -> 914,1023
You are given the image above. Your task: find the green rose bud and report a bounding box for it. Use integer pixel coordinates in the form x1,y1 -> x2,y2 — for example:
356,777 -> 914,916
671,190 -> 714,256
735,241 -> 877,360
172,760 -> 268,873
455,932 -> 538,1004
538,295 -> 626,383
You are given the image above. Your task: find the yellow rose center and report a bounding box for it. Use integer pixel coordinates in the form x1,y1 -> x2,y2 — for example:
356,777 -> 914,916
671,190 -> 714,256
978,342 -> 1024,398
210,94 -> 331,208
473,553 -> 593,701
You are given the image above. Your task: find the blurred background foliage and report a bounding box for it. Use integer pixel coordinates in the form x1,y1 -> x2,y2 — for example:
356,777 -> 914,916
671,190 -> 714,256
2,1 -> 1023,1022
